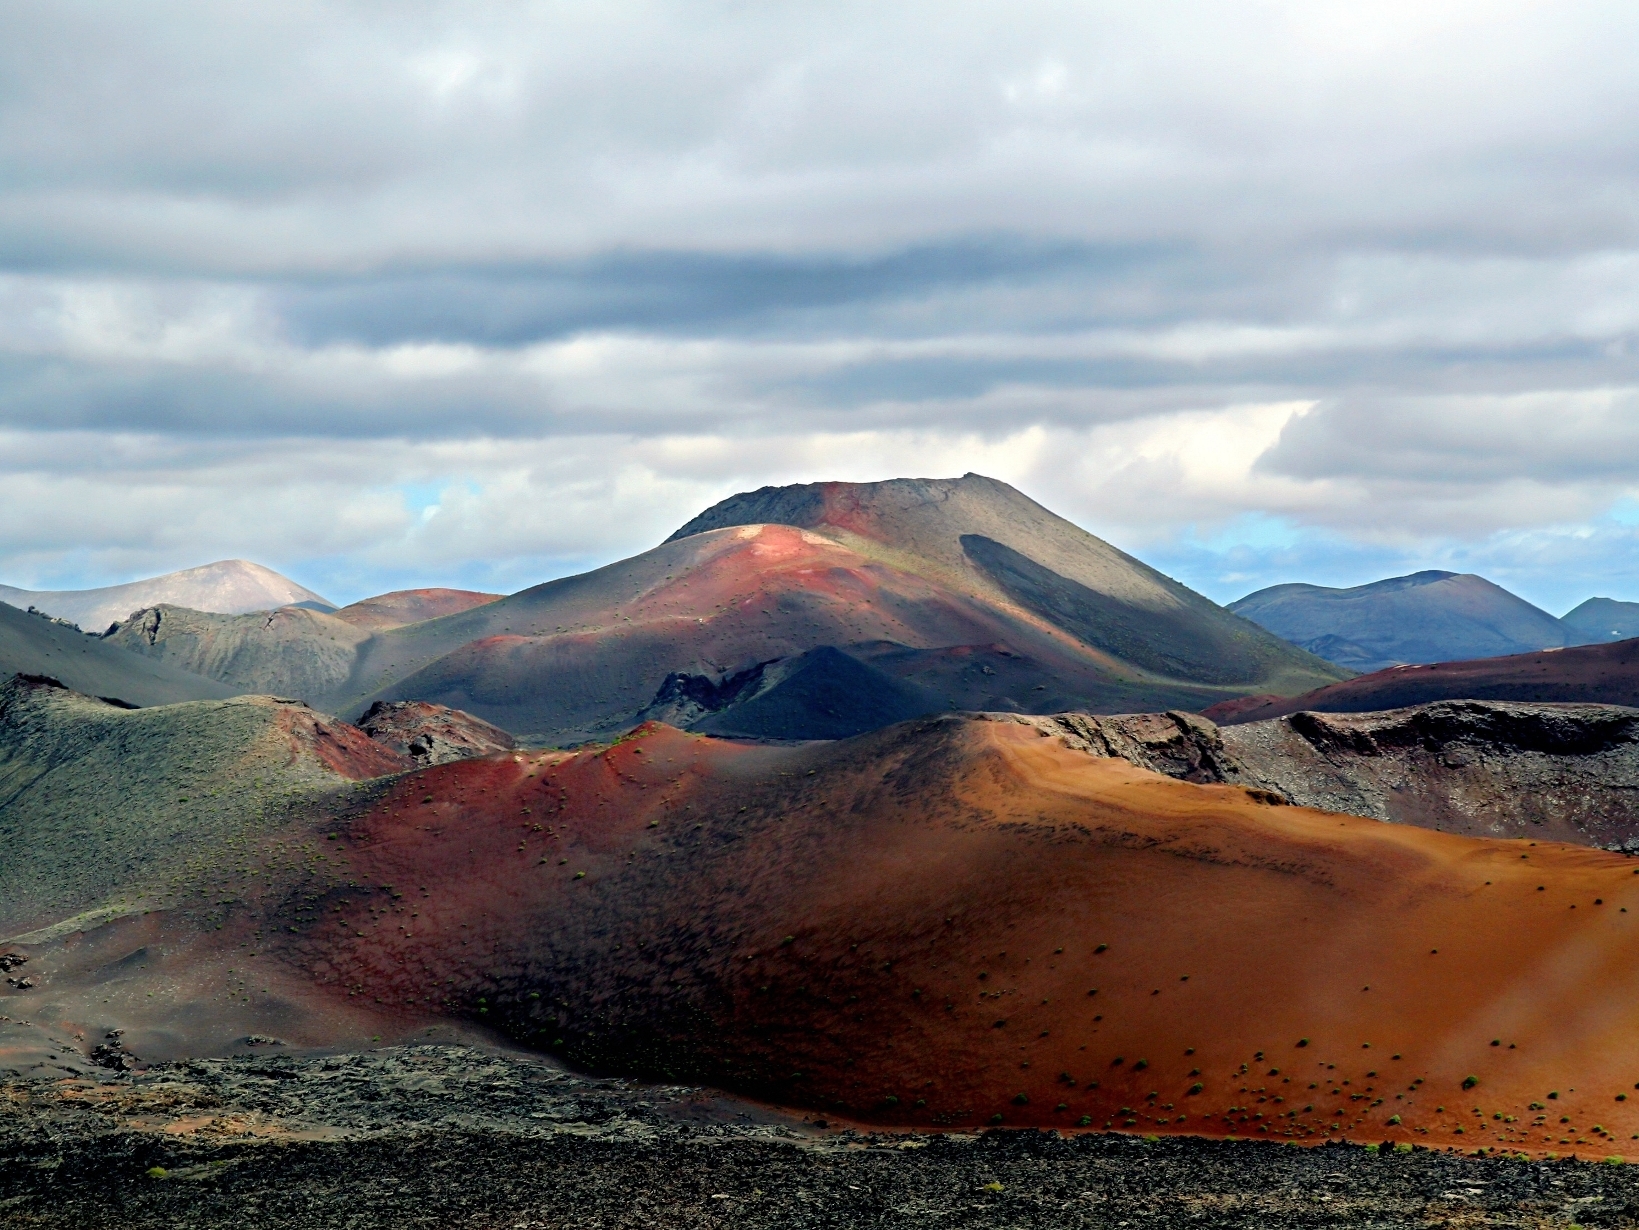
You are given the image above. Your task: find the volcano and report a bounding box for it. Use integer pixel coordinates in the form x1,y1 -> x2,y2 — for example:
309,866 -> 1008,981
0,560 -> 333,633
98,477 -> 1341,741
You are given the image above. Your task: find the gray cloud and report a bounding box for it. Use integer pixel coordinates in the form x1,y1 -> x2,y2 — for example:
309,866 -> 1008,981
3,2 -> 1639,607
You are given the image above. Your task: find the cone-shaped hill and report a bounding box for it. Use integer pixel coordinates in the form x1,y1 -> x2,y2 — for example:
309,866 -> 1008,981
1229,571 -> 1570,673
15,707 -> 1639,1156
319,476 -> 1341,742
0,559 -> 334,633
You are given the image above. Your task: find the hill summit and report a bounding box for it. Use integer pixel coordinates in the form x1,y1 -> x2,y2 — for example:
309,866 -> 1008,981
0,559 -> 334,632
1229,570 -> 1568,671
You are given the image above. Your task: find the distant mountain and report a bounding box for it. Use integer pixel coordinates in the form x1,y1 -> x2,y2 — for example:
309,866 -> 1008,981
1228,571 -> 1568,672
102,476 -> 1344,741
0,560 -> 334,632
1562,597 -> 1639,645
0,600 -> 233,708
1202,637 -> 1639,724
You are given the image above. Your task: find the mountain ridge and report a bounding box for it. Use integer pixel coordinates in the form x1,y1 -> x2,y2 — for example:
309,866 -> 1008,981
0,559 -> 334,632
1230,570 -> 1570,671
95,476 -> 1345,739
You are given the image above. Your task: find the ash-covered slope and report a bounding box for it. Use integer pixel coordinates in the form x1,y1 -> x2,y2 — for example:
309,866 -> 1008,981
98,590 -> 504,709
334,478 -> 1341,742
1205,637 -> 1639,723
0,560 -> 333,632
1229,571 -> 1568,672
0,601 -> 232,708
0,675 -> 407,938
104,604 -> 372,704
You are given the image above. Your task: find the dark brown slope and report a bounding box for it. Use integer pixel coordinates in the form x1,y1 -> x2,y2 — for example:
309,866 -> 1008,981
1205,637 -> 1639,724
0,601 -> 232,708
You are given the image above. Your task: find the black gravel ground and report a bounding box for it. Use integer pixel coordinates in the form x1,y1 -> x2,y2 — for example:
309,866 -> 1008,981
5,1046 -> 1639,1228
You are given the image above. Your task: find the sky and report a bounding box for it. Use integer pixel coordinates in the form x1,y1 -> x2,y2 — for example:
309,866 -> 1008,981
5,2 -> 1639,612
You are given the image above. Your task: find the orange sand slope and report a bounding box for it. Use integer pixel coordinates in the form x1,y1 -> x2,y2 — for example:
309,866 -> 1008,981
227,714 -> 1639,1155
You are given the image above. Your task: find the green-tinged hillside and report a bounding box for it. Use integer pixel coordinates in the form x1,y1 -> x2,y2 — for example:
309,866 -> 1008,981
0,676 -> 407,938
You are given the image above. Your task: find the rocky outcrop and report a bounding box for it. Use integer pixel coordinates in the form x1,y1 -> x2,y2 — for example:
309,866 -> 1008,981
356,700 -> 517,766
1000,709 -> 1241,784
1006,700 -> 1639,848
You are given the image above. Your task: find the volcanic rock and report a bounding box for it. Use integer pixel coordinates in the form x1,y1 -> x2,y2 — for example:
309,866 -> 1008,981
1014,700 -> 1639,848
357,699 -> 516,765
103,604 -> 370,704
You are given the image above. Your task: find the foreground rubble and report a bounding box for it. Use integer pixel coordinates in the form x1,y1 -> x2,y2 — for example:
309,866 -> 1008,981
5,1045 -> 1639,1228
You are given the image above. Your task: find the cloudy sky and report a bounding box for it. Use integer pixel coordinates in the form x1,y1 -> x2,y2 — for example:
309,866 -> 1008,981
5,1 -> 1639,611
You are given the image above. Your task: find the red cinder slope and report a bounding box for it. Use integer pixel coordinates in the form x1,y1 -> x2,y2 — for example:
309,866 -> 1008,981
333,588 -> 502,631
242,715 -> 1639,1154
1207,638 -> 1639,724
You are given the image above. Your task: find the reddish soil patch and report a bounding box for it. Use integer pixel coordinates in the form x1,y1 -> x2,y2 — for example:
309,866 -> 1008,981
333,588 -> 502,631
216,715 -> 1639,1156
